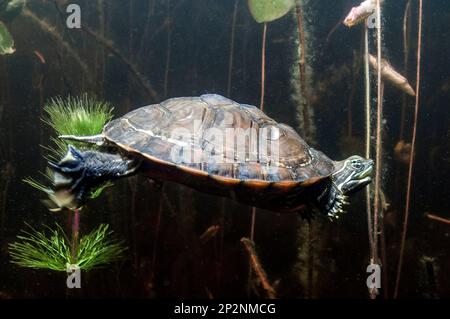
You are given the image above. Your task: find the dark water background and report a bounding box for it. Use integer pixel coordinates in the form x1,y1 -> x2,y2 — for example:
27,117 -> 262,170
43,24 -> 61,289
0,0 -> 449,298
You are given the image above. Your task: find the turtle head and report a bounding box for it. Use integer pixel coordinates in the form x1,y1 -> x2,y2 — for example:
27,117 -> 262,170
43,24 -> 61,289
333,155 -> 374,195
315,155 -> 373,218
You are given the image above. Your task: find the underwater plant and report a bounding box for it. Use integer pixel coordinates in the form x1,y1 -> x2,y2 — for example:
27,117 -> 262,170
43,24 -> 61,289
11,94 -> 126,282
9,223 -> 127,271
241,237 -> 276,299
24,94 -> 114,200
247,0 -> 318,296
0,0 -> 27,55
426,213 -> 450,226
247,0 -> 295,23
0,21 -> 14,55
395,0 -> 424,299
43,94 -> 114,158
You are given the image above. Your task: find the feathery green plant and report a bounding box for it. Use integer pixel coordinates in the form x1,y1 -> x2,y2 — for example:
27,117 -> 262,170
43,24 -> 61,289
9,224 -> 127,271
15,95 -> 126,274
24,94 -> 114,199
76,224 -> 127,270
43,94 -> 113,158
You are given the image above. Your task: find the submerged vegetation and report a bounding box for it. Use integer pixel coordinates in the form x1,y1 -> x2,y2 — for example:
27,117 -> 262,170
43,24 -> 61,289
0,21 -> 14,54
12,94 -> 126,276
0,0 -> 25,55
247,0 -> 295,23
9,224 -> 127,271
24,94 -> 114,197
43,94 -> 113,158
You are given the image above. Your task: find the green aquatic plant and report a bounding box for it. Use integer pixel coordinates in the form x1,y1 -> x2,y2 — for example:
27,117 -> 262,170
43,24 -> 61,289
24,94 -> 114,200
44,95 -> 113,140
0,21 -> 14,54
0,0 -> 25,55
247,0 -> 295,23
43,94 -> 113,157
9,224 -> 127,271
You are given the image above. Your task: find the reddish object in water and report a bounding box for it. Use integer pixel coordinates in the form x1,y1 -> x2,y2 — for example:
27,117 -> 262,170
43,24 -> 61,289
33,50 -> 46,64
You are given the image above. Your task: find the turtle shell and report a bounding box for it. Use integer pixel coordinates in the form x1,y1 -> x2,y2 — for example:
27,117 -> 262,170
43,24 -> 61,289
103,94 -> 335,212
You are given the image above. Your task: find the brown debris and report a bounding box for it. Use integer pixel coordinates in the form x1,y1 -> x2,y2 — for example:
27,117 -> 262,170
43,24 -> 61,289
394,140 -> 412,164
240,237 -> 277,299
199,225 -> 220,244
369,55 -> 416,96
426,213 -> 450,226
343,0 -> 376,28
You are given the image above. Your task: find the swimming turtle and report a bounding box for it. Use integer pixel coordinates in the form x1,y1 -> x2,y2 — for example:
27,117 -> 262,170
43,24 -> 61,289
46,94 -> 373,218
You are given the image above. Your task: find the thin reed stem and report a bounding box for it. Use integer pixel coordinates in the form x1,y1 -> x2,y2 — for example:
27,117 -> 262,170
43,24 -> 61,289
373,0 -> 382,264
163,0 -> 172,98
395,0 -> 423,299
369,0 -> 383,299
295,1 -> 311,139
151,187 -> 163,281
71,209 -> 80,263
249,21 -> 267,290
227,0 -> 238,97
426,213 -> 450,226
259,22 -> 267,111
364,25 -> 374,263
241,238 -> 276,299
400,0 -> 412,141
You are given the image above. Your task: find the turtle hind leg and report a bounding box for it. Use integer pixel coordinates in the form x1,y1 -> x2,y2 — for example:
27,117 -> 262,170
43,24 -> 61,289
45,146 -> 139,211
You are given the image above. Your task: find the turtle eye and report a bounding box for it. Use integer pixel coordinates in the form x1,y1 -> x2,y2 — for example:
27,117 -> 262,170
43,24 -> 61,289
351,160 -> 363,170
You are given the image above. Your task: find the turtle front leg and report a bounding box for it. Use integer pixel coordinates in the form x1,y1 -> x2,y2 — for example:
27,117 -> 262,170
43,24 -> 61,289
312,178 -> 349,219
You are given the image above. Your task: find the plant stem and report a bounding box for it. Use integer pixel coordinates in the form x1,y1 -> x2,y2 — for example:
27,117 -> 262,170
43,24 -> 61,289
129,180 -> 138,270
370,0 -> 383,299
227,0 -> 238,98
248,20 -> 268,293
426,213 -> 450,226
129,0 -> 135,59
96,0 -> 106,96
364,25 -> 374,258
395,0 -> 423,298
151,186 -> 163,281
259,22 -> 267,111
163,0 -> 172,99
241,238 -> 276,299
400,0 -> 412,141
71,209 -> 80,263
295,1 -> 311,139
307,222 -> 313,298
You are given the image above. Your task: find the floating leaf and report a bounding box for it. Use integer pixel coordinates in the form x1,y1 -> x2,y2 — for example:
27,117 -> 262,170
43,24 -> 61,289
0,21 -> 14,54
248,0 -> 295,23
